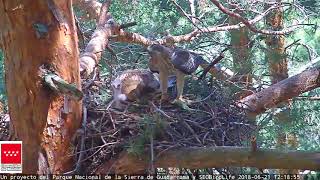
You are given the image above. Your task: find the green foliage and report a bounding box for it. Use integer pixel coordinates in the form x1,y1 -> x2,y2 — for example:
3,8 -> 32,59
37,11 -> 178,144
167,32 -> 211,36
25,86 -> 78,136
110,1 -> 192,36
303,172 -> 320,180
126,114 -> 165,156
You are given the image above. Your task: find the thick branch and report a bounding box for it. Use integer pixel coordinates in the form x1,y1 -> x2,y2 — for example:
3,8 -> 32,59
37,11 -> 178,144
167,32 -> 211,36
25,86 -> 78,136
97,146 -> 320,174
111,31 -> 156,47
238,67 -> 320,115
79,0 -> 114,76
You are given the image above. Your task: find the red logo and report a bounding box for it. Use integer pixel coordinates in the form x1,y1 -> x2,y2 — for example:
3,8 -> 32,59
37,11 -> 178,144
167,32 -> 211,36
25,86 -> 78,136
1,143 -> 21,164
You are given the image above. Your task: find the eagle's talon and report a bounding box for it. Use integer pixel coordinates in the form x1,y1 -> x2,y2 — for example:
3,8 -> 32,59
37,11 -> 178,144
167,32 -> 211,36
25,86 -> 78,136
172,98 -> 192,111
173,97 -> 191,104
147,44 -> 207,111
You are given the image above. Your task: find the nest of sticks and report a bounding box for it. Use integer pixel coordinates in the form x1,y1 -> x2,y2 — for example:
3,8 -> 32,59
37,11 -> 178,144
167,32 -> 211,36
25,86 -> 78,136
0,72 -> 256,174
79,75 -> 256,174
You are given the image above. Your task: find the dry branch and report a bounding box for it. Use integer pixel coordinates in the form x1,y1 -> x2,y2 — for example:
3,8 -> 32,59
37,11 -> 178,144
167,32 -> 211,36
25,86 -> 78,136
97,146 -> 320,174
74,0 -> 313,52
209,0 -> 306,35
238,67 -> 320,115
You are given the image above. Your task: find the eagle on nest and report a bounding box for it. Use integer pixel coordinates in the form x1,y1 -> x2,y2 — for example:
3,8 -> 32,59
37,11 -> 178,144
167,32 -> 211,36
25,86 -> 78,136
147,44 -> 207,108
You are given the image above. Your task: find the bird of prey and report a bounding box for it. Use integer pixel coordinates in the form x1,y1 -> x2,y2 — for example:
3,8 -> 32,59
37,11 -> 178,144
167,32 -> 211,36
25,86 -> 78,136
147,44 -> 207,107
110,69 -> 175,110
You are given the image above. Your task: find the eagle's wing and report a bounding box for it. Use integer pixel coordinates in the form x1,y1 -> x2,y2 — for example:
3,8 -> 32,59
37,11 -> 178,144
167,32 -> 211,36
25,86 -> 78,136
171,50 -> 207,75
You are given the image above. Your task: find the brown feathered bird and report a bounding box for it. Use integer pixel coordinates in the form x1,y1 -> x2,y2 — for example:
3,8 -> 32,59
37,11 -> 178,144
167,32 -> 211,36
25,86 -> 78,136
110,69 -> 175,110
147,44 -> 207,105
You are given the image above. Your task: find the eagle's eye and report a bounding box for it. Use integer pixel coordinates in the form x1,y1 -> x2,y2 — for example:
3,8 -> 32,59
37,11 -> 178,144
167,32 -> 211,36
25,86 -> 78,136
112,84 -> 120,89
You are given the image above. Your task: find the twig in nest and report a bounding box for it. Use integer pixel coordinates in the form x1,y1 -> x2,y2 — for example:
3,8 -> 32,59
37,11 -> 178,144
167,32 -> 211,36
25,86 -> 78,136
84,68 -> 98,89
132,54 -> 143,69
64,105 -> 88,175
76,105 -> 88,171
189,90 -> 216,104
156,144 -> 179,158
150,101 -> 172,119
251,136 -> 257,152
199,48 -> 228,79
81,142 -> 119,163
149,133 -> 155,174
107,110 -> 116,129
106,100 -> 114,110
202,131 -> 212,145
180,118 -> 202,144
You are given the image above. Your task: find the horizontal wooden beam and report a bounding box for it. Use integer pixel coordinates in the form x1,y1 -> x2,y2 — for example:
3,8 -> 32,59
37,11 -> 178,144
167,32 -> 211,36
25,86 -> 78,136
96,146 -> 320,174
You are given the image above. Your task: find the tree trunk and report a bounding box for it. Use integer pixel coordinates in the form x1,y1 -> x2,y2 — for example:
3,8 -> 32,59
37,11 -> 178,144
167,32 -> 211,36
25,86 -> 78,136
96,146 -> 320,174
229,15 -> 253,99
227,15 -> 252,174
0,0 -> 81,173
265,1 -> 298,174
266,9 -> 287,84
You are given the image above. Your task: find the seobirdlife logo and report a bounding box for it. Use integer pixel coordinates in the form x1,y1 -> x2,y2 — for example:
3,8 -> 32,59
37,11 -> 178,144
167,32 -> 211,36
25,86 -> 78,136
0,141 -> 22,173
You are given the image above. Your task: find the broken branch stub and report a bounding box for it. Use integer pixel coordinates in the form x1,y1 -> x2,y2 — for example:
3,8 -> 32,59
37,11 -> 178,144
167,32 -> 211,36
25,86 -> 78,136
42,68 -> 83,101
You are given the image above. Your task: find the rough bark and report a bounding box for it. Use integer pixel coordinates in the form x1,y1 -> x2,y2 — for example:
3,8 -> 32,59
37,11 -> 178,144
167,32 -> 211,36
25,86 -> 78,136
266,5 -> 287,84
0,0 -> 81,173
238,67 -> 320,115
265,1 -> 298,174
96,146 -> 320,174
229,14 -> 253,99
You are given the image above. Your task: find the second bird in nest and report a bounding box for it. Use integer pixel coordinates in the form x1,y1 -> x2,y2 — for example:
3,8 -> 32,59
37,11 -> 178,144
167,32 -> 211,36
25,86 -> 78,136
110,69 -> 175,110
